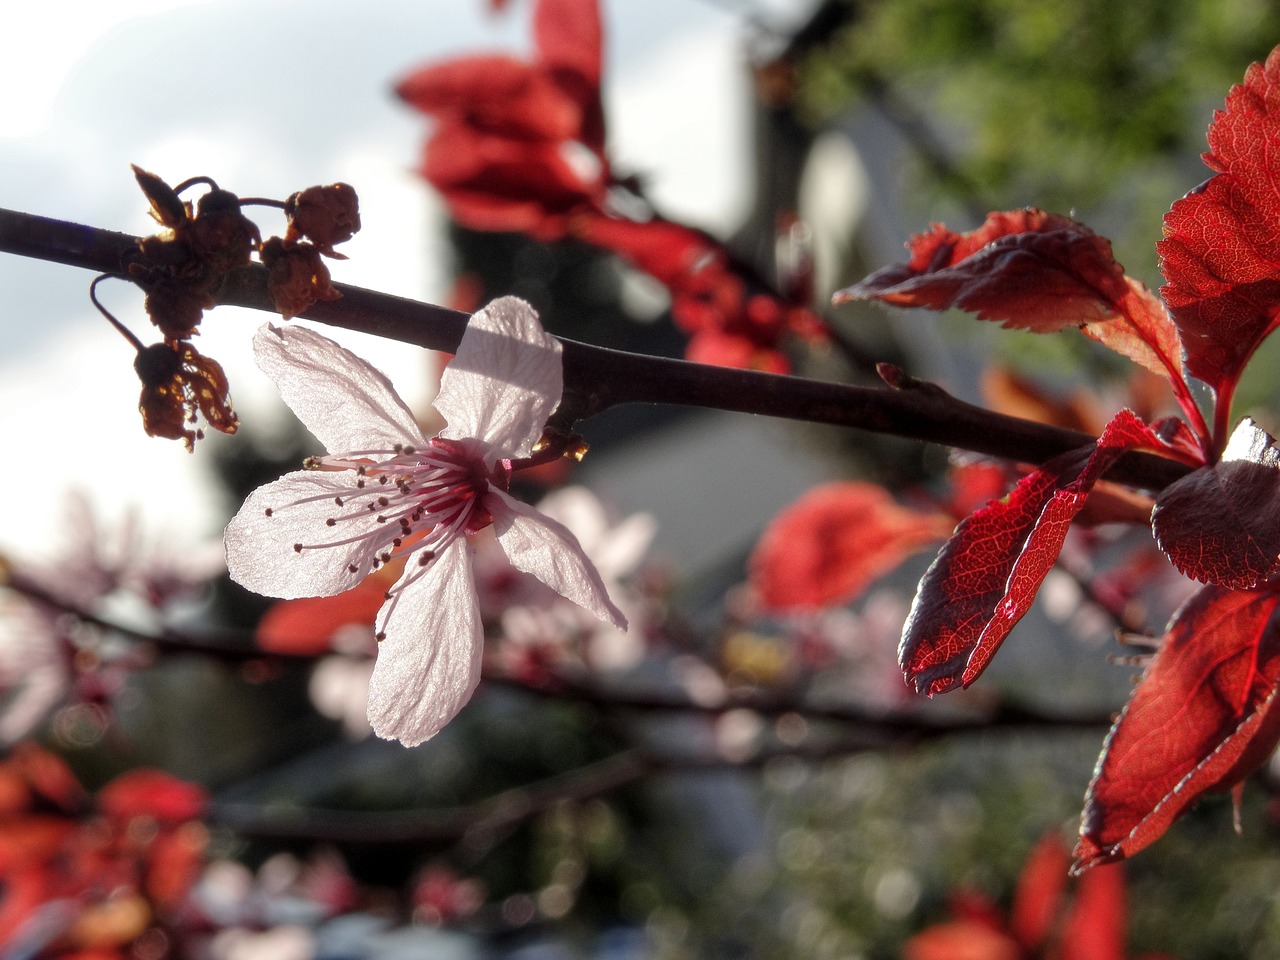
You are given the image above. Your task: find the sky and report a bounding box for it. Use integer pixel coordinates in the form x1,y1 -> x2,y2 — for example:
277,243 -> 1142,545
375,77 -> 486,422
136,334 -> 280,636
0,0 -> 826,563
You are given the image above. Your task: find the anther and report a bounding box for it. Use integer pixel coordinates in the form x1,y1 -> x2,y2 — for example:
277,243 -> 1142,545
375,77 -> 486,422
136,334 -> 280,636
264,507 -> 273,517
375,631 -> 386,642
418,550 -> 436,566
293,543 -> 303,553
378,496 -> 389,506
326,518 -> 337,527
347,563 -> 358,573
334,496 -> 344,506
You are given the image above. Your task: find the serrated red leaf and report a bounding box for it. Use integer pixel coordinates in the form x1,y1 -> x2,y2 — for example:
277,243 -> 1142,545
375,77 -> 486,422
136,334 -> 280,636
835,210 -> 1126,329
836,209 -> 1185,382
1082,279 -> 1185,382
1075,584 -> 1280,871
1158,45 -> 1280,396
1152,417 -> 1280,589
901,410 -> 1165,694
749,482 -> 953,612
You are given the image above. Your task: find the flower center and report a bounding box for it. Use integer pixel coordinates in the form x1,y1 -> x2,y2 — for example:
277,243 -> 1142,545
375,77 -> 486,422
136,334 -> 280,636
263,438 -> 509,637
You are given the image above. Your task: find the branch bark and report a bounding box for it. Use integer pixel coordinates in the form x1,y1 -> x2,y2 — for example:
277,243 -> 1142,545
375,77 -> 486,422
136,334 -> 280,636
0,206 -> 1191,491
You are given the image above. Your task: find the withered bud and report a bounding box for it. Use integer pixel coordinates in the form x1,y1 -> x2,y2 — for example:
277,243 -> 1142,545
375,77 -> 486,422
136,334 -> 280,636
284,182 -> 361,258
141,278 -> 216,341
189,188 -> 261,274
135,341 -> 238,452
260,236 -> 342,319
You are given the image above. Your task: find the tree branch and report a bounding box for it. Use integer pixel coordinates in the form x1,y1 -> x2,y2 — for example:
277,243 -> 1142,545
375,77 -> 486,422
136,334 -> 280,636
0,206 -> 1190,491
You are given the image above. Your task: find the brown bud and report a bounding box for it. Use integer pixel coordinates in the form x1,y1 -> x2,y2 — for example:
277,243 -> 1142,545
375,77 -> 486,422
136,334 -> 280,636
284,182 -> 361,258
135,341 -> 238,452
188,188 -> 261,274
260,236 -> 342,319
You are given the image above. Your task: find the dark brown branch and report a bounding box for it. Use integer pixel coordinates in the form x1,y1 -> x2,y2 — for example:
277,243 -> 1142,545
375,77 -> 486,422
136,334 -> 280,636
0,207 -> 1191,491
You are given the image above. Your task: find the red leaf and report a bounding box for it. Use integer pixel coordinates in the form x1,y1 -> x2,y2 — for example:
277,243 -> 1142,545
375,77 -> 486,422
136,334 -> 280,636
835,209 -> 1125,327
1009,833 -> 1071,951
901,410 -> 1165,694
1158,45 -> 1280,394
1152,417 -> 1280,589
258,568 -> 393,654
1075,584 -> 1280,871
535,0 -> 603,88
423,122 -> 599,236
1081,279 -> 1185,382
396,55 -> 581,141
534,0 -> 607,154
903,921 -> 1022,960
1060,863 -> 1126,960
836,209 -> 1184,380
749,482 -> 953,612
98,770 -> 207,823
573,214 -> 715,286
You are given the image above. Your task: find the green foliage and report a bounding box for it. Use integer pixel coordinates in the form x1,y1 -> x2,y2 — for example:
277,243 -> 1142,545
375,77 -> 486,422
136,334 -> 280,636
798,0 -> 1280,244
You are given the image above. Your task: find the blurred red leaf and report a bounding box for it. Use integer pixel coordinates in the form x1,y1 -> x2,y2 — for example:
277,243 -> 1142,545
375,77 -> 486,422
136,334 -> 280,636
396,0 -> 609,238
533,0 -> 606,152
98,770 -> 207,823
1060,863 -> 1126,960
535,0 -> 602,88
1153,418 -> 1280,589
10,742 -> 85,813
1158,45 -> 1280,396
422,122 -> 599,237
749,482 -> 953,612
905,833 -> 1151,960
1009,833 -> 1070,950
396,55 -> 582,140
1076,584 -> 1280,871
901,410 -> 1166,694
257,570 -> 391,655
836,209 -> 1183,381
903,919 -> 1021,960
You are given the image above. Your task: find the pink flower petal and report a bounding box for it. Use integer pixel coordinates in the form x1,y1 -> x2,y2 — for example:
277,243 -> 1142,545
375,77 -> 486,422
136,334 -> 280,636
366,542 -> 484,746
491,490 -> 627,629
254,324 -> 428,453
225,471 -> 375,599
435,297 -> 562,464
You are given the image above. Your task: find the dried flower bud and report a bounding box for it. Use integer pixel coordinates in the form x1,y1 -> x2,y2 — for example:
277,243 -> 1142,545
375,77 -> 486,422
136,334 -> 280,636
284,182 -> 361,258
188,188 -> 261,274
260,236 -> 342,319
135,341 -> 238,451
141,278 -> 216,341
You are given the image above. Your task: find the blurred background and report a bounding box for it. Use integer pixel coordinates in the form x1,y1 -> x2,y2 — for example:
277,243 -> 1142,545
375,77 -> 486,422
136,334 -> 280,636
5,1 -> 1280,957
